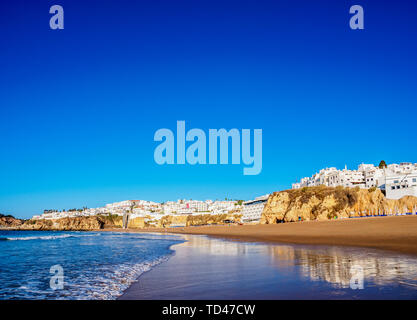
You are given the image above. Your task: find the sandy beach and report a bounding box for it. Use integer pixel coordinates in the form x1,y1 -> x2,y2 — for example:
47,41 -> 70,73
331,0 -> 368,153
130,215 -> 417,256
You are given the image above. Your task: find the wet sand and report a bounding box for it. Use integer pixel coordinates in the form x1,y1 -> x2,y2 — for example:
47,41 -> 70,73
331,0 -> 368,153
119,234 -> 417,300
130,215 -> 417,256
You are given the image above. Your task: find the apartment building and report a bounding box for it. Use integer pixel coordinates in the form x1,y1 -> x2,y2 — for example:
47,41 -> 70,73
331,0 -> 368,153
385,167 -> 417,200
241,194 -> 269,223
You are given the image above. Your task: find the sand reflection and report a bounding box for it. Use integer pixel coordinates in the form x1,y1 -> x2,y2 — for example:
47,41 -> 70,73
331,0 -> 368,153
178,235 -> 417,289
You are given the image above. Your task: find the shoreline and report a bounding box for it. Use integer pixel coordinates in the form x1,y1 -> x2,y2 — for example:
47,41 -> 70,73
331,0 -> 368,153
6,215 -> 417,256
117,215 -> 417,256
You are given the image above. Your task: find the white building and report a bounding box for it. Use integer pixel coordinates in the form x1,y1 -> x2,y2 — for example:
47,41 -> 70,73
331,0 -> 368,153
359,164 -> 386,189
186,200 -> 209,212
132,207 -> 151,216
241,194 -> 269,223
106,200 -> 139,209
292,162 -> 417,200
177,208 -> 194,215
32,198 -> 240,221
385,166 -> 417,200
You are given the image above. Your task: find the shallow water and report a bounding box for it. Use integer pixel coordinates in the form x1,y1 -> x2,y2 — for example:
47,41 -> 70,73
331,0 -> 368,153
0,230 -> 184,300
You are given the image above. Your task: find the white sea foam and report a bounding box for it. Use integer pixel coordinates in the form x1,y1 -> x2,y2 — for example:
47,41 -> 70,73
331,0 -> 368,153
3,233 -> 100,241
73,254 -> 172,300
15,253 -> 173,300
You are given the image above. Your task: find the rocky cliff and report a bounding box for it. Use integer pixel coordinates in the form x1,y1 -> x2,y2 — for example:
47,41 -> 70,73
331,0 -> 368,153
148,213 -> 240,228
261,186 -> 417,223
18,215 -> 123,231
13,212 -> 240,231
0,214 -> 23,228
185,213 -> 241,226
127,217 -> 145,228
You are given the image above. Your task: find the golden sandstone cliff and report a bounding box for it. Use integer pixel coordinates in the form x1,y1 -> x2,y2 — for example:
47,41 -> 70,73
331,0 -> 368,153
159,213 -> 241,227
261,186 -> 417,223
17,216 -> 123,231
0,214 -> 23,228
10,213 -> 241,231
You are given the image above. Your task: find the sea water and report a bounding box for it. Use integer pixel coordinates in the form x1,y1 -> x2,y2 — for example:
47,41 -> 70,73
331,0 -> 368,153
0,230 -> 184,300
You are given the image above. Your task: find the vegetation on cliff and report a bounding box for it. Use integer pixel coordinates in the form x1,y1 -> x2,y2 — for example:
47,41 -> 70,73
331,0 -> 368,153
0,213 -> 15,218
378,160 -> 387,169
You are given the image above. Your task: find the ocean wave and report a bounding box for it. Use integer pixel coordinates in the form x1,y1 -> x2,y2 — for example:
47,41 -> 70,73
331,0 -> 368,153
78,254 -> 172,300
12,252 -> 173,300
107,235 -> 183,242
0,233 -> 101,241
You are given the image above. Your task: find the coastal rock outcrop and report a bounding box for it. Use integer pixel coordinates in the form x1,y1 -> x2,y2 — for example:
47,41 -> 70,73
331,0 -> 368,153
13,212 -> 241,231
186,213 -> 241,226
127,217 -> 145,228
0,214 -> 23,228
18,215 -> 123,231
150,213 -> 241,228
261,186 -> 417,223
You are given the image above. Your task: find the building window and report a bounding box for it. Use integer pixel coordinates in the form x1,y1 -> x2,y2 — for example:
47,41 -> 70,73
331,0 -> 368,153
413,178 -> 417,183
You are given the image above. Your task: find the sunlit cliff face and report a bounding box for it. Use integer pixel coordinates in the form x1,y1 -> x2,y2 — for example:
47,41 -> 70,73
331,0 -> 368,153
261,187 -> 417,223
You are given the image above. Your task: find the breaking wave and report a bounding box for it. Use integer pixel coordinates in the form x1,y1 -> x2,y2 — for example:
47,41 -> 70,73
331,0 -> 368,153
1,233 -> 101,241
0,230 -> 184,299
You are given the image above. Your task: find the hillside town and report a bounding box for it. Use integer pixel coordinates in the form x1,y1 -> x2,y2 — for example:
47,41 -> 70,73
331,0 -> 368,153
292,162 -> 417,200
32,194 -> 271,225
31,162 -> 417,225
33,199 -> 246,222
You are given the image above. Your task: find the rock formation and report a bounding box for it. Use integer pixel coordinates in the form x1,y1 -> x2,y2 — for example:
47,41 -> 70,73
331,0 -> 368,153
261,186 -> 417,224
11,213 -> 240,231
186,213 -> 241,226
148,213 -> 240,228
127,217 -> 145,228
17,215 -> 123,231
0,214 -> 23,228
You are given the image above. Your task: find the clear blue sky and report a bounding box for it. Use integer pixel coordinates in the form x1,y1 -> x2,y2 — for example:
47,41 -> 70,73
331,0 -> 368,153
1,0 -> 416,218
